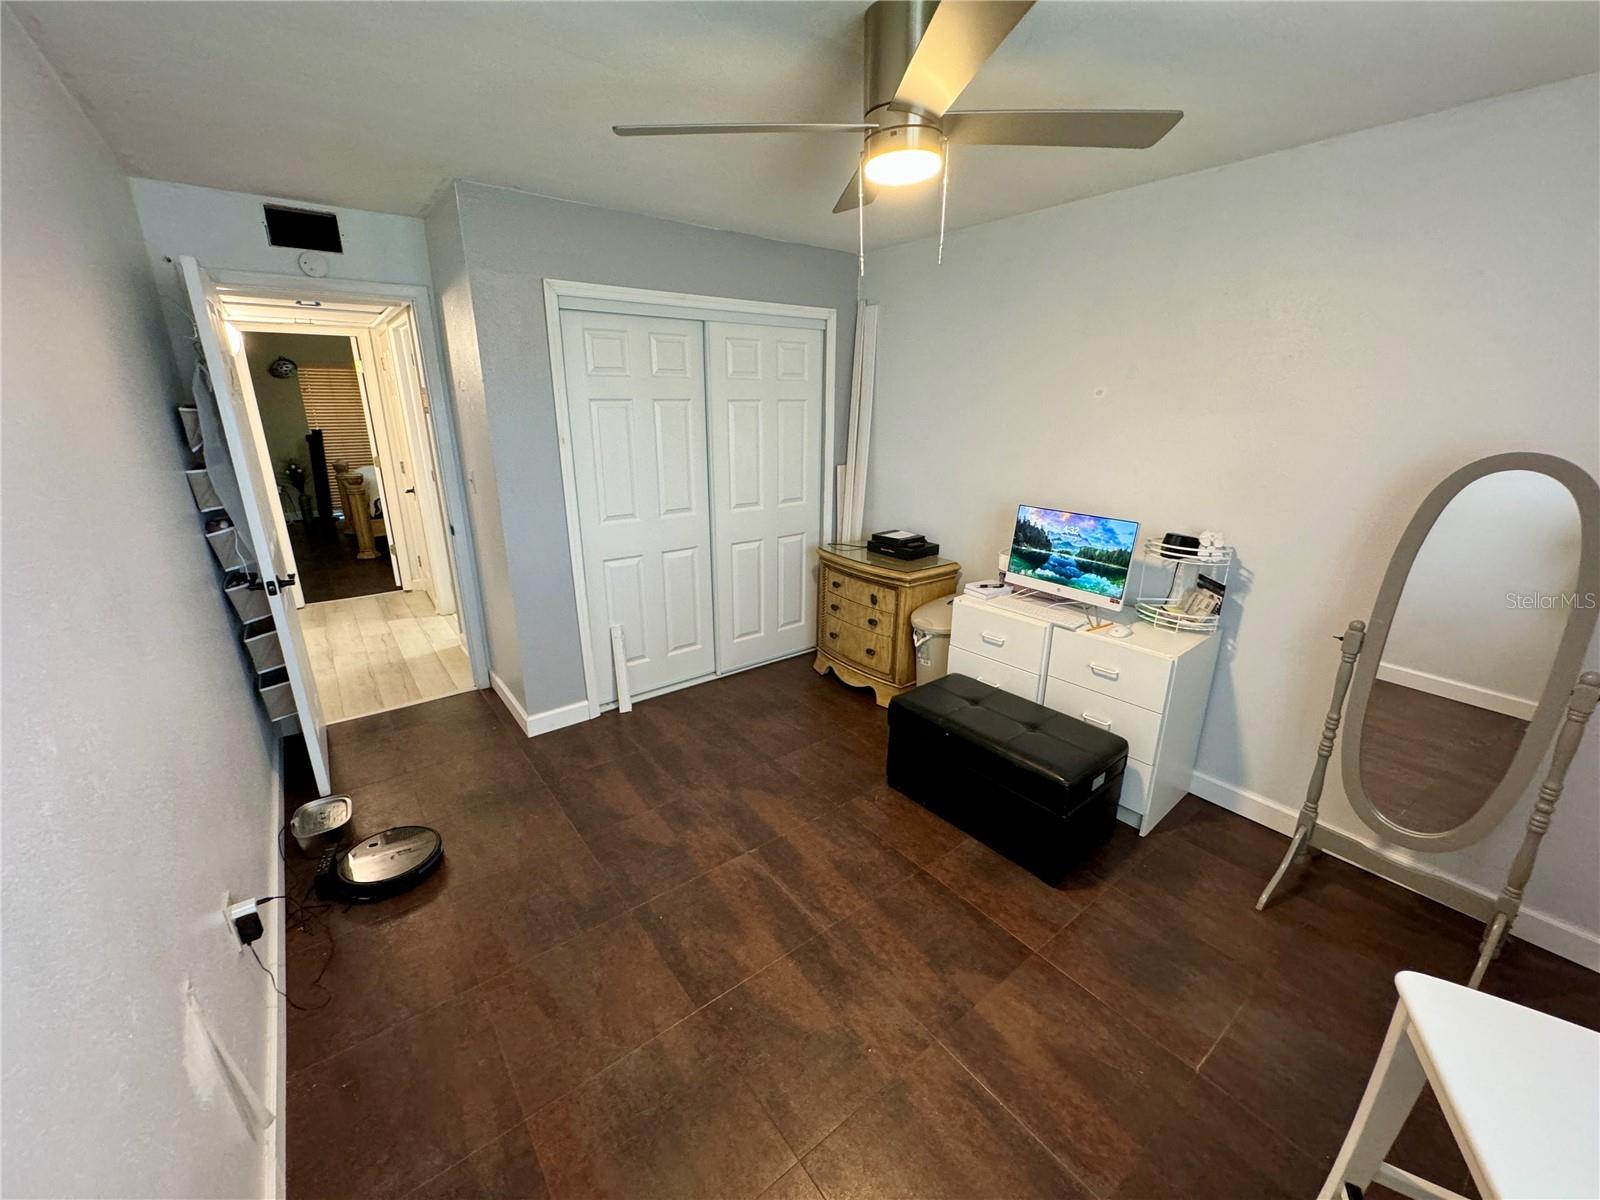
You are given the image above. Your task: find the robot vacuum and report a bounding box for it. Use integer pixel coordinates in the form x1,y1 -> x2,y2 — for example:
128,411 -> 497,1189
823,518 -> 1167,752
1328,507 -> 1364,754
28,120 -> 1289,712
315,825 -> 444,903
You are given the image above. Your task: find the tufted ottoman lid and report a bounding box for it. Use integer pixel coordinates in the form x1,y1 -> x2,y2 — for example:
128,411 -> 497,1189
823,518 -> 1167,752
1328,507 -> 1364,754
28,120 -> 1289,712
888,674 -> 1129,815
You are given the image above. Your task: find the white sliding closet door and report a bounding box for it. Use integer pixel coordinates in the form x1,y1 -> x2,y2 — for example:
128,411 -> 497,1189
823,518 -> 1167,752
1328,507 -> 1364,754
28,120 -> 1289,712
706,323 -> 825,672
560,311 -> 716,705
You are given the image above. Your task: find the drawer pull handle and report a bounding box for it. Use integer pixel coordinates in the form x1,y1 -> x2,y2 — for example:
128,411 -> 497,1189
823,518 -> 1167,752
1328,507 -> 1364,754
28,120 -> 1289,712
1089,662 -> 1120,681
1081,712 -> 1114,730
831,580 -> 842,589
981,632 -> 1007,647
867,617 -> 878,628
865,647 -> 876,657
830,603 -> 839,612
828,631 -> 838,640
869,593 -> 879,606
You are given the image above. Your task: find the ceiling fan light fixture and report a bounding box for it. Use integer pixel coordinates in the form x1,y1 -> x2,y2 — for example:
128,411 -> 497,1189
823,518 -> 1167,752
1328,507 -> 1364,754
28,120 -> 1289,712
861,122 -> 944,188
863,145 -> 942,186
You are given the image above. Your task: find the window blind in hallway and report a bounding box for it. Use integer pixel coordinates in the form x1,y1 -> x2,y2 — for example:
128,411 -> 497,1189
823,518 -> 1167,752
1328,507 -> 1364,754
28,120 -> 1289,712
297,364 -> 371,515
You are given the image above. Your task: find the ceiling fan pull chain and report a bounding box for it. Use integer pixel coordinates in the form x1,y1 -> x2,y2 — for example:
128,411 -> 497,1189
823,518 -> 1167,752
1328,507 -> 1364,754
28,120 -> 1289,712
857,149 -> 866,277
937,135 -> 951,266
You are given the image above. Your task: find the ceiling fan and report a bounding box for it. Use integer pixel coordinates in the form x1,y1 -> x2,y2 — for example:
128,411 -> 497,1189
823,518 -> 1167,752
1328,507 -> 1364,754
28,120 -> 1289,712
613,0 -> 1182,224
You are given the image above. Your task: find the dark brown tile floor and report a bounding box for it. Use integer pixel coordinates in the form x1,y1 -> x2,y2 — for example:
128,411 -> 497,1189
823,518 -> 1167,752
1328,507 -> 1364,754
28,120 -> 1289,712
282,656 -> 1598,1200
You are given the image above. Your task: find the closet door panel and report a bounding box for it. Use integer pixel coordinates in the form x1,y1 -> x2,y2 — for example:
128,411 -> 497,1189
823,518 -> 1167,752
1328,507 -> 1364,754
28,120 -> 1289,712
707,323 -> 824,672
561,311 -> 715,704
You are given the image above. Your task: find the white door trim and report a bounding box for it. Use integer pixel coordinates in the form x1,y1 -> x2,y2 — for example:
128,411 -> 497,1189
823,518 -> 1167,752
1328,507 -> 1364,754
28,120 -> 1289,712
543,278 -> 838,721
207,269 -> 490,691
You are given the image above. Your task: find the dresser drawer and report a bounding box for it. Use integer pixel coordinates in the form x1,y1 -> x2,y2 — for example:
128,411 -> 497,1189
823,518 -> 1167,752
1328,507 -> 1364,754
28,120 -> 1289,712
1047,633 -> 1171,713
822,592 -> 892,636
1044,678 -> 1162,766
821,613 -> 893,675
822,567 -> 898,615
950,603 -> 1049,675
948,645 -> 1042,702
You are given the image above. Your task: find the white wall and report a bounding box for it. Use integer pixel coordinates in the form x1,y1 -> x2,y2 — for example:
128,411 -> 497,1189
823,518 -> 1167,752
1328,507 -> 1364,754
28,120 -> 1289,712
424,186 -> 524,703
861,76 -> 1600,963
130,177 -> 435,377
2,13 -> 280,1197
430,182 -> 859,718
1381,470 -> 1581,714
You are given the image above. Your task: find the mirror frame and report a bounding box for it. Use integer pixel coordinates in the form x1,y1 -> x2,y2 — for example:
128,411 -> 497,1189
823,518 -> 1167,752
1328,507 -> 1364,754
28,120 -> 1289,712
1342,452 -> 1600,852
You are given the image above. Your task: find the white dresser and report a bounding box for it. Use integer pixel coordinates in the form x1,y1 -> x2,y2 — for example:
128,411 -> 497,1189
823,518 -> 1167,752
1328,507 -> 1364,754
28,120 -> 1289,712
949,592 -> 1220,834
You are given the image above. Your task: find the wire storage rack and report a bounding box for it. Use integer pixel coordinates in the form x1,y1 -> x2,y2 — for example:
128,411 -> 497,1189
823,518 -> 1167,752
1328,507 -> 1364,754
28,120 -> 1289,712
1134,538 -> 1234,633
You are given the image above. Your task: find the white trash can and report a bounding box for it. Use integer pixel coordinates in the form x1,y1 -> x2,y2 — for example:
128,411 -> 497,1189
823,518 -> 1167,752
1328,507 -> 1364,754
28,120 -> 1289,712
910,596 -> 956,686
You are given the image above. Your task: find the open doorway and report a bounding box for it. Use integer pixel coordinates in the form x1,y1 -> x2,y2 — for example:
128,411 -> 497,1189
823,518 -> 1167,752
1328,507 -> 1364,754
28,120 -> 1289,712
225,290 -> 474,723
243,331 -> 398,603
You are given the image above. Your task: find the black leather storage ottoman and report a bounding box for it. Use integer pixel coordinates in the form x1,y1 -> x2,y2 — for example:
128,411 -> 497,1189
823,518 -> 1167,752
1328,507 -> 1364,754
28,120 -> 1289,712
887,674 -> 1129,882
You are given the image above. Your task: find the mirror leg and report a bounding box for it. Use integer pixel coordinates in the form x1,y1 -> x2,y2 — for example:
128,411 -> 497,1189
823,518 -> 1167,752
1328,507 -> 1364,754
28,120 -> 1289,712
1470,671 -> 1600,988
1259,620 -> 1366,911
1257,825 -> 1311,911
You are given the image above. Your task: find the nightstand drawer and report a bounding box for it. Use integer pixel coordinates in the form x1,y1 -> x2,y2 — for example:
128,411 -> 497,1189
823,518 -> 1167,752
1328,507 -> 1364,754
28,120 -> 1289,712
822,567 -> 898,616
1044,677 -> 1162,766
950,602 -> 1049,675
948,646 -> 1042,702
821,613 -> 893,675
1047,633 -> 1171,713
822,593 -> 892,635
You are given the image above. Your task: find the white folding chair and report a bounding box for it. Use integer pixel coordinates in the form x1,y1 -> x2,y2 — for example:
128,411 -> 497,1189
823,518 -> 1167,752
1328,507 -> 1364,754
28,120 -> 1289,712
1322,971 -> 1599,1200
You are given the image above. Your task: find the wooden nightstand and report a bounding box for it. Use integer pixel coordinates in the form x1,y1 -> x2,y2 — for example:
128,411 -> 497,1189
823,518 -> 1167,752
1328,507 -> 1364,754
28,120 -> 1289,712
814,544 -> 960,706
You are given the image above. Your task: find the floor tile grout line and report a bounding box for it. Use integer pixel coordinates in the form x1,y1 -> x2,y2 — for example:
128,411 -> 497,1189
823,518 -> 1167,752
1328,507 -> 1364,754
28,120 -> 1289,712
930,1030 -> 1108,1200
1192,997 -> 1250,1076
399,1110 -> 550,1200
1025,946 -> 1205,1081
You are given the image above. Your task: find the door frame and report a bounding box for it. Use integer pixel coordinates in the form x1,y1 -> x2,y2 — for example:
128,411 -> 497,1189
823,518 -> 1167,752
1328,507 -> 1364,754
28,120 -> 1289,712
230,322 -> 412,592
543,279 -> 838,720
211,268 -> 490,689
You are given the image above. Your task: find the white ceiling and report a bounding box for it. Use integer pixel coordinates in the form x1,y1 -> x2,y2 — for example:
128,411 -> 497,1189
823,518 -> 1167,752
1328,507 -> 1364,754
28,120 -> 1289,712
14,1 -> 1597,251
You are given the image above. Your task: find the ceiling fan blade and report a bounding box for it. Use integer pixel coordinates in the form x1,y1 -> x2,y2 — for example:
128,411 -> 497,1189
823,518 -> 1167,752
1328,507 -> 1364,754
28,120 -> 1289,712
613,122 -> 873,137
943,109 -> 1183,149
832,171 -> 878,214
890,1 -> 1035,118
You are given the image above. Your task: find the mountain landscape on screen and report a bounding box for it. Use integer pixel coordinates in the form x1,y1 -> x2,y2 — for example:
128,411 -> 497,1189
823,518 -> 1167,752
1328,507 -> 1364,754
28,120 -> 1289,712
1009,506 -> 1137,599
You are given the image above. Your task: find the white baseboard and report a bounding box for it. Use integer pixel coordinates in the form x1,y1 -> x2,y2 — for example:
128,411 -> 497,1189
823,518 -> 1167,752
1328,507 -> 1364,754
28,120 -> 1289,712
1189,770 -> 1599,973
490,672 -> 590,738
489,671 -> 531,733
527,699 -> 590,737
1375,663 -> 1537,721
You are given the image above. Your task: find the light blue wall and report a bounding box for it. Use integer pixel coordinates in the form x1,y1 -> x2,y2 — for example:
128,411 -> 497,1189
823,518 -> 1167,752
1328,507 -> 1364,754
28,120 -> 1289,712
439,182 -> 858,717
2,14 -> 278,1195
859,76 -> 1600,951
425,187 -> 524,704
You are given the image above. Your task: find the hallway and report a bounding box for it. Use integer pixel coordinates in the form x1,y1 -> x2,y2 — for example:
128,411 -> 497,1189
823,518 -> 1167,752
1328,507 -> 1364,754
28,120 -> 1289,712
301,591 -> 472,723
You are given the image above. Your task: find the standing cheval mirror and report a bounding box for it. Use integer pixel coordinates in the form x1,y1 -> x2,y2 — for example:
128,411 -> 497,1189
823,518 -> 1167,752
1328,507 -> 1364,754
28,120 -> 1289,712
1259,452 -> 1600,987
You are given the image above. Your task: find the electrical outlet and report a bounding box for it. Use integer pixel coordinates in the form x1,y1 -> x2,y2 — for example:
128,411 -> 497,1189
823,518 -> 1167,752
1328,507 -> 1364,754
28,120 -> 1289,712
222,892 -> 263,950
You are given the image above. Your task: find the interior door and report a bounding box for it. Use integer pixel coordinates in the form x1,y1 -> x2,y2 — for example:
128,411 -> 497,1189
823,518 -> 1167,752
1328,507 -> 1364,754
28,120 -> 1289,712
705,322 -> 825,672
179,257 -> 332,794
374,311 -> 451,613
346,333 -> 403,588
384,310 -> 458,618
561,310 -> 716,705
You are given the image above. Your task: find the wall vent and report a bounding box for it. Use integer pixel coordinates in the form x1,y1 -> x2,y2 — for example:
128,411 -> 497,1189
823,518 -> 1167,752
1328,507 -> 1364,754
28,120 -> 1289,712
262,204 -> 343,253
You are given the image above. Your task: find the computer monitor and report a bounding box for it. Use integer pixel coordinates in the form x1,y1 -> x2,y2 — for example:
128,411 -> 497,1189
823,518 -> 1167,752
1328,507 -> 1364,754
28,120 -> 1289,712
1004,504 -> 1140,612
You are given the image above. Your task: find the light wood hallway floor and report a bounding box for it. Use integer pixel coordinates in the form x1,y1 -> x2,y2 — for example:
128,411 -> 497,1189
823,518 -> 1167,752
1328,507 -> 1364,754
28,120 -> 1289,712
302,591 -> 473,724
